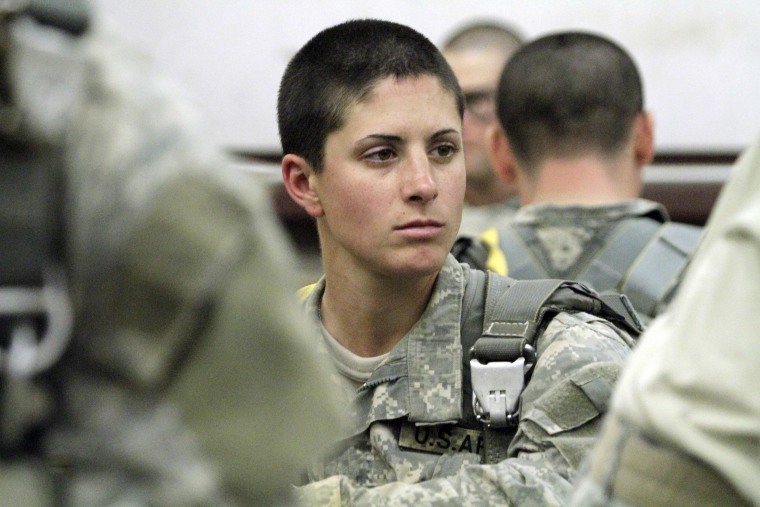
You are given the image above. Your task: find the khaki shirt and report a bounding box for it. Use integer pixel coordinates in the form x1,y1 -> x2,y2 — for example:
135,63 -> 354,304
612,134 -> 760,505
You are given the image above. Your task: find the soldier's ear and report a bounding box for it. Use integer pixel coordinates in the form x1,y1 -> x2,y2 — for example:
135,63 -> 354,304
282,154 -> 325,218
634,111 -> 655,168
487,122 -> 518,186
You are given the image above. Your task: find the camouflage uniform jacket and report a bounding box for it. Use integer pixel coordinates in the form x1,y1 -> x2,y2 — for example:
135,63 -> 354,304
298,255 -> 635,506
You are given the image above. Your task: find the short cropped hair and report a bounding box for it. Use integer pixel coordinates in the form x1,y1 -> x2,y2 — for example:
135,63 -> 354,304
278,19 -> 464,172
442,20 -> 523,54
496,31 -> 644,172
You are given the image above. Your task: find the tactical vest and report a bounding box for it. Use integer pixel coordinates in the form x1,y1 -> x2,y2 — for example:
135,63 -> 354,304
453,215 -> 703,319
458,267 -> 643,463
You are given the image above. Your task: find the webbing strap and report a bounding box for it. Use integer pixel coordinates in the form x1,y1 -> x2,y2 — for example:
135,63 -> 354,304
482,277 -> 565,340
470,279 -> 564,408
464,271 -> 644,464
580,218 -> 661,295
471,277 -> 572,384
622,222 -> 703,316
468,276 -> 565,464
483,426 -> 512,465
496,226 -> 549,279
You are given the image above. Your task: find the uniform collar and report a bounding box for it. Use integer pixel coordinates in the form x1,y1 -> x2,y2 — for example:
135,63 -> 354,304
308,256 -> 467,434
513,198 -> 670,224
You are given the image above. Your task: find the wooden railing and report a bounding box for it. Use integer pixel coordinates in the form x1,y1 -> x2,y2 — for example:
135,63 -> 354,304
643,151 -> 736,226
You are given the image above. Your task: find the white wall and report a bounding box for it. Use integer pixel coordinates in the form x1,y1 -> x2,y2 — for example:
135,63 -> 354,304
93,0 -> 760,154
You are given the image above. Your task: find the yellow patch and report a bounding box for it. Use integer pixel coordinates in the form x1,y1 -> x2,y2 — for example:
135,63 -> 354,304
481,228 -> 508,275
296,283 -> 317,302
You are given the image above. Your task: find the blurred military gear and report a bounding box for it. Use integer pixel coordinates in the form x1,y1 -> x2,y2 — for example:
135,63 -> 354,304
0,2 -> 339,505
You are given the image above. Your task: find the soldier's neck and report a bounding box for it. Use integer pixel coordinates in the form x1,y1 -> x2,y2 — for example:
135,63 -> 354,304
319,269 -> 436,358
522,155 -> 642,206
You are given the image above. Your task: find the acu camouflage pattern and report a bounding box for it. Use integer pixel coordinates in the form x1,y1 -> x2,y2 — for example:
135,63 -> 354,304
504,200 -> 667,275
299,255 -> 635,505
4,19 -> 338,506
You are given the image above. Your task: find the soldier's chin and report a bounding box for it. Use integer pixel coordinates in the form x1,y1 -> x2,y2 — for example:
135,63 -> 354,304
385,250 -> 449,279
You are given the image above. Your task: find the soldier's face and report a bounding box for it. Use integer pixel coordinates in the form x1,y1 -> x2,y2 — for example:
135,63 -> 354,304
315,75 -> 465,279
444,48 -> 505,186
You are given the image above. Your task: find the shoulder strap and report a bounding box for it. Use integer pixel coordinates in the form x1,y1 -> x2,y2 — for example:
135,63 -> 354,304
460,267 -> 488,429
619,221 -> 703,317
578,217 -> 702,317
578,217 -> 662,296
494,225 -> 550,279
460,268 -> 643,463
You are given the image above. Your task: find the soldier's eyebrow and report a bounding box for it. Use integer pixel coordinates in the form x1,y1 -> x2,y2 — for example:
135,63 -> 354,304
429,128 -> 460,142
360,129 -> 460,144
362,134 -> 402,143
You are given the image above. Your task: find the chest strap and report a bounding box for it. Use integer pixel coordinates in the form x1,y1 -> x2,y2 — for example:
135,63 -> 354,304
465,271 -> 643,463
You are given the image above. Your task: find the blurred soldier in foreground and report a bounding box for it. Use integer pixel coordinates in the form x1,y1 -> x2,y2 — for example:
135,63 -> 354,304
0,2 -> 338,505
569,132 -> 760,506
